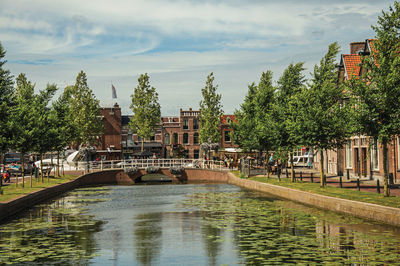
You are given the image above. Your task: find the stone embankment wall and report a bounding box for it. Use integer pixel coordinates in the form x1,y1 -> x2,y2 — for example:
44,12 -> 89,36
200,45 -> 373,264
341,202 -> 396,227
1,169 -> 400,226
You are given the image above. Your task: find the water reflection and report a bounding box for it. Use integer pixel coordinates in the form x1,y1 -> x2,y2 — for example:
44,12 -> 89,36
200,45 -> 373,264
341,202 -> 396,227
0,188 -> 106,264
134,213 -> 162,265
1,184 -> 400,265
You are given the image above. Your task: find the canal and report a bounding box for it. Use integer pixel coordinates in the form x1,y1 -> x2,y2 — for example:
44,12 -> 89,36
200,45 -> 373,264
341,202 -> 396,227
1,183 -> 400,265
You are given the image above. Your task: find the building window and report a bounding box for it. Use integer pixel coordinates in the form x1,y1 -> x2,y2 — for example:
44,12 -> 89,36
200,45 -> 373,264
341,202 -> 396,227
184,149 -> 189,159
194,149 -> 199,159
183,119 -> 189,130
150,135 -> 155,141
183,133 -> 189,144
164,133 -> 170,145
193,133 -> 199,144
193,118 -> 199,130
371,139 -> 379,171
353,137 -> 359,147
173,133 -> 178,144
224,131 -> 231,142
227,117 -> 231,124
346,140 -> 353,169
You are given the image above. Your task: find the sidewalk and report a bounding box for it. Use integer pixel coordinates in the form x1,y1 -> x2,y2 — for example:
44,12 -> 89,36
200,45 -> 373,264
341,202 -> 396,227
258,168 -> 400,197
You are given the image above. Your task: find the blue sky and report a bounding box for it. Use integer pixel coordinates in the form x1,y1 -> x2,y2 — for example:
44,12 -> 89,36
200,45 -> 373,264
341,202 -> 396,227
0,0 -> 396,115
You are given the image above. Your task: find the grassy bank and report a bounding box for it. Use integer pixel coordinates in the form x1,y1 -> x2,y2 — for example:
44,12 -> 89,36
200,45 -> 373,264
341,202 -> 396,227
231,171 -> 400,209
0,175 -> 79,202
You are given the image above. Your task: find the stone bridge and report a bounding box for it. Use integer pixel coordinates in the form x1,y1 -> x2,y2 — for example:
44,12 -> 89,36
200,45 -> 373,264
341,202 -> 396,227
81,168 -> 230,185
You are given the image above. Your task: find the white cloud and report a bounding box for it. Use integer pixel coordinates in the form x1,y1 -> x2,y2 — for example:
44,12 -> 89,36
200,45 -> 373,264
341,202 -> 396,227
0,0 -> 396,115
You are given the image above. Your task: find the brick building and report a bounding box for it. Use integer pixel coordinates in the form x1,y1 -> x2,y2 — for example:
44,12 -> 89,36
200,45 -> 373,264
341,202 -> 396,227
97,103 -> 122,160
99,103 -> 238,160
162,108 -> 201,159
313,40 -> 400,182
120,115 -> 163,158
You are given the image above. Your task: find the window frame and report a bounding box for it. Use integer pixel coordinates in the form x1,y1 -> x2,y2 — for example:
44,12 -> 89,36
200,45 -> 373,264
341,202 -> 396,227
183,133 -> 189,145
370,139 -> 379,171
346,140 -> 353,169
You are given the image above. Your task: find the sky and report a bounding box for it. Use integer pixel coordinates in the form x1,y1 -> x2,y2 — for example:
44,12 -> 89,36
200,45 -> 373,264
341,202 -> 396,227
0,0 -> 396,116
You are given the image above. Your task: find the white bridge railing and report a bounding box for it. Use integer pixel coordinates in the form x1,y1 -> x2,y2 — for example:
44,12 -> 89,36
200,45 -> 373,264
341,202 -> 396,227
73,159 -> 229,173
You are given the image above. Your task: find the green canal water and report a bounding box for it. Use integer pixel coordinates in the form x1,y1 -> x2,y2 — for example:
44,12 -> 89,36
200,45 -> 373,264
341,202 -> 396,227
1,183 -> 400,265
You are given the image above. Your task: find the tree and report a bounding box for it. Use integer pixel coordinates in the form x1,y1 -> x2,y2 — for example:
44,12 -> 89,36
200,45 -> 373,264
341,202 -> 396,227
50,91 -> 75,176
67,71 -> 103,147
11,74 -> 37,187
199,73 -> 223,145
34,85 -> 58,182
254,71 -> 277,161
232,82 -> 259,151
349,2 -> 400,196
272,62 -> 306,181
11,74 -> 57,185
129,73 -> 161,152
232,71 -> 276,175
0,42 -> 14,165
299,43 -> 353,187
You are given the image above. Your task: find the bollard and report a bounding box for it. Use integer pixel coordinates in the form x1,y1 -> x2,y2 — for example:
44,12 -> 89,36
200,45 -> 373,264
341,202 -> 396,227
389,173 -> 394,185
286,168 -> 288,178
347,169 -> 350,180
357,178 -> 360,191
310,173 -> 313,183
377,179 -> 380,194
339,175 -> 342,188
300,172 -> 303,181
293,171 -> 296,181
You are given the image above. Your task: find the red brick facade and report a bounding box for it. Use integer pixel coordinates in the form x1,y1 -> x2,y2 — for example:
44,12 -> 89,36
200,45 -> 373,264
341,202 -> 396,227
313,39 -> 400,182
97,103 -> 122,160
100,107 -> 237,159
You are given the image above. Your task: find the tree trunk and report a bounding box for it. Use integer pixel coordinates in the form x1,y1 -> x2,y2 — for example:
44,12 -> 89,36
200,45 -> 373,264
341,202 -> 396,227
30,160 -> 33,188
141,138 -> 144,152
40,154 -> 44,183
290,152 -> 295,182
57,151 -> 60,177
320,150 -> 326,187
21,153 -> 25,188
383,142 -> 390,197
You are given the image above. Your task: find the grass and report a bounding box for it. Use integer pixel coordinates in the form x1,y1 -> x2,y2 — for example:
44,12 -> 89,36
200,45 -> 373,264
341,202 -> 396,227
231,171 -> 400,209
0,175 -> 79,203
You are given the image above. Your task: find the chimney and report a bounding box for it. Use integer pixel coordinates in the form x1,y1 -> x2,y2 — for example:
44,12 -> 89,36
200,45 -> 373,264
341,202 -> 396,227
350,42 -> 365,54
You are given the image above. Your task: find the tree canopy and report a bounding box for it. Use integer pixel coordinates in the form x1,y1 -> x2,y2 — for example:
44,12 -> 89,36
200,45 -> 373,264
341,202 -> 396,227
348,2 -> 400,196
0,42 -> 14,156
199,73 -> 223,145
66,71 -> 103,147
129,73 -> 161,152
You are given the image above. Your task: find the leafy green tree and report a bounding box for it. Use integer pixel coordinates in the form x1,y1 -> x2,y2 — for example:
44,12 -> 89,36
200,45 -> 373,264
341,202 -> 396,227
254,71 -> 277,161
299,43 -> 353,187
232,83 -> 258,151
272,62 -> 306,181
129,73 -> 161,152
349,2 -> 400,196
0,42 -> 14,165
232,71 -> 276,176
199,73 -> 223,145
11,74 -> 37,187
50,91 -> 75,176
67,71 -> 103,147
11,74 -> 57,185
34,85 -> 58,182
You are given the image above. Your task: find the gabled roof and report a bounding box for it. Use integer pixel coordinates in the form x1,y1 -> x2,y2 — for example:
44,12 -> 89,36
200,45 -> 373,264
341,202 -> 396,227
342,54 -> 362,80
366,39 -> 377,55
